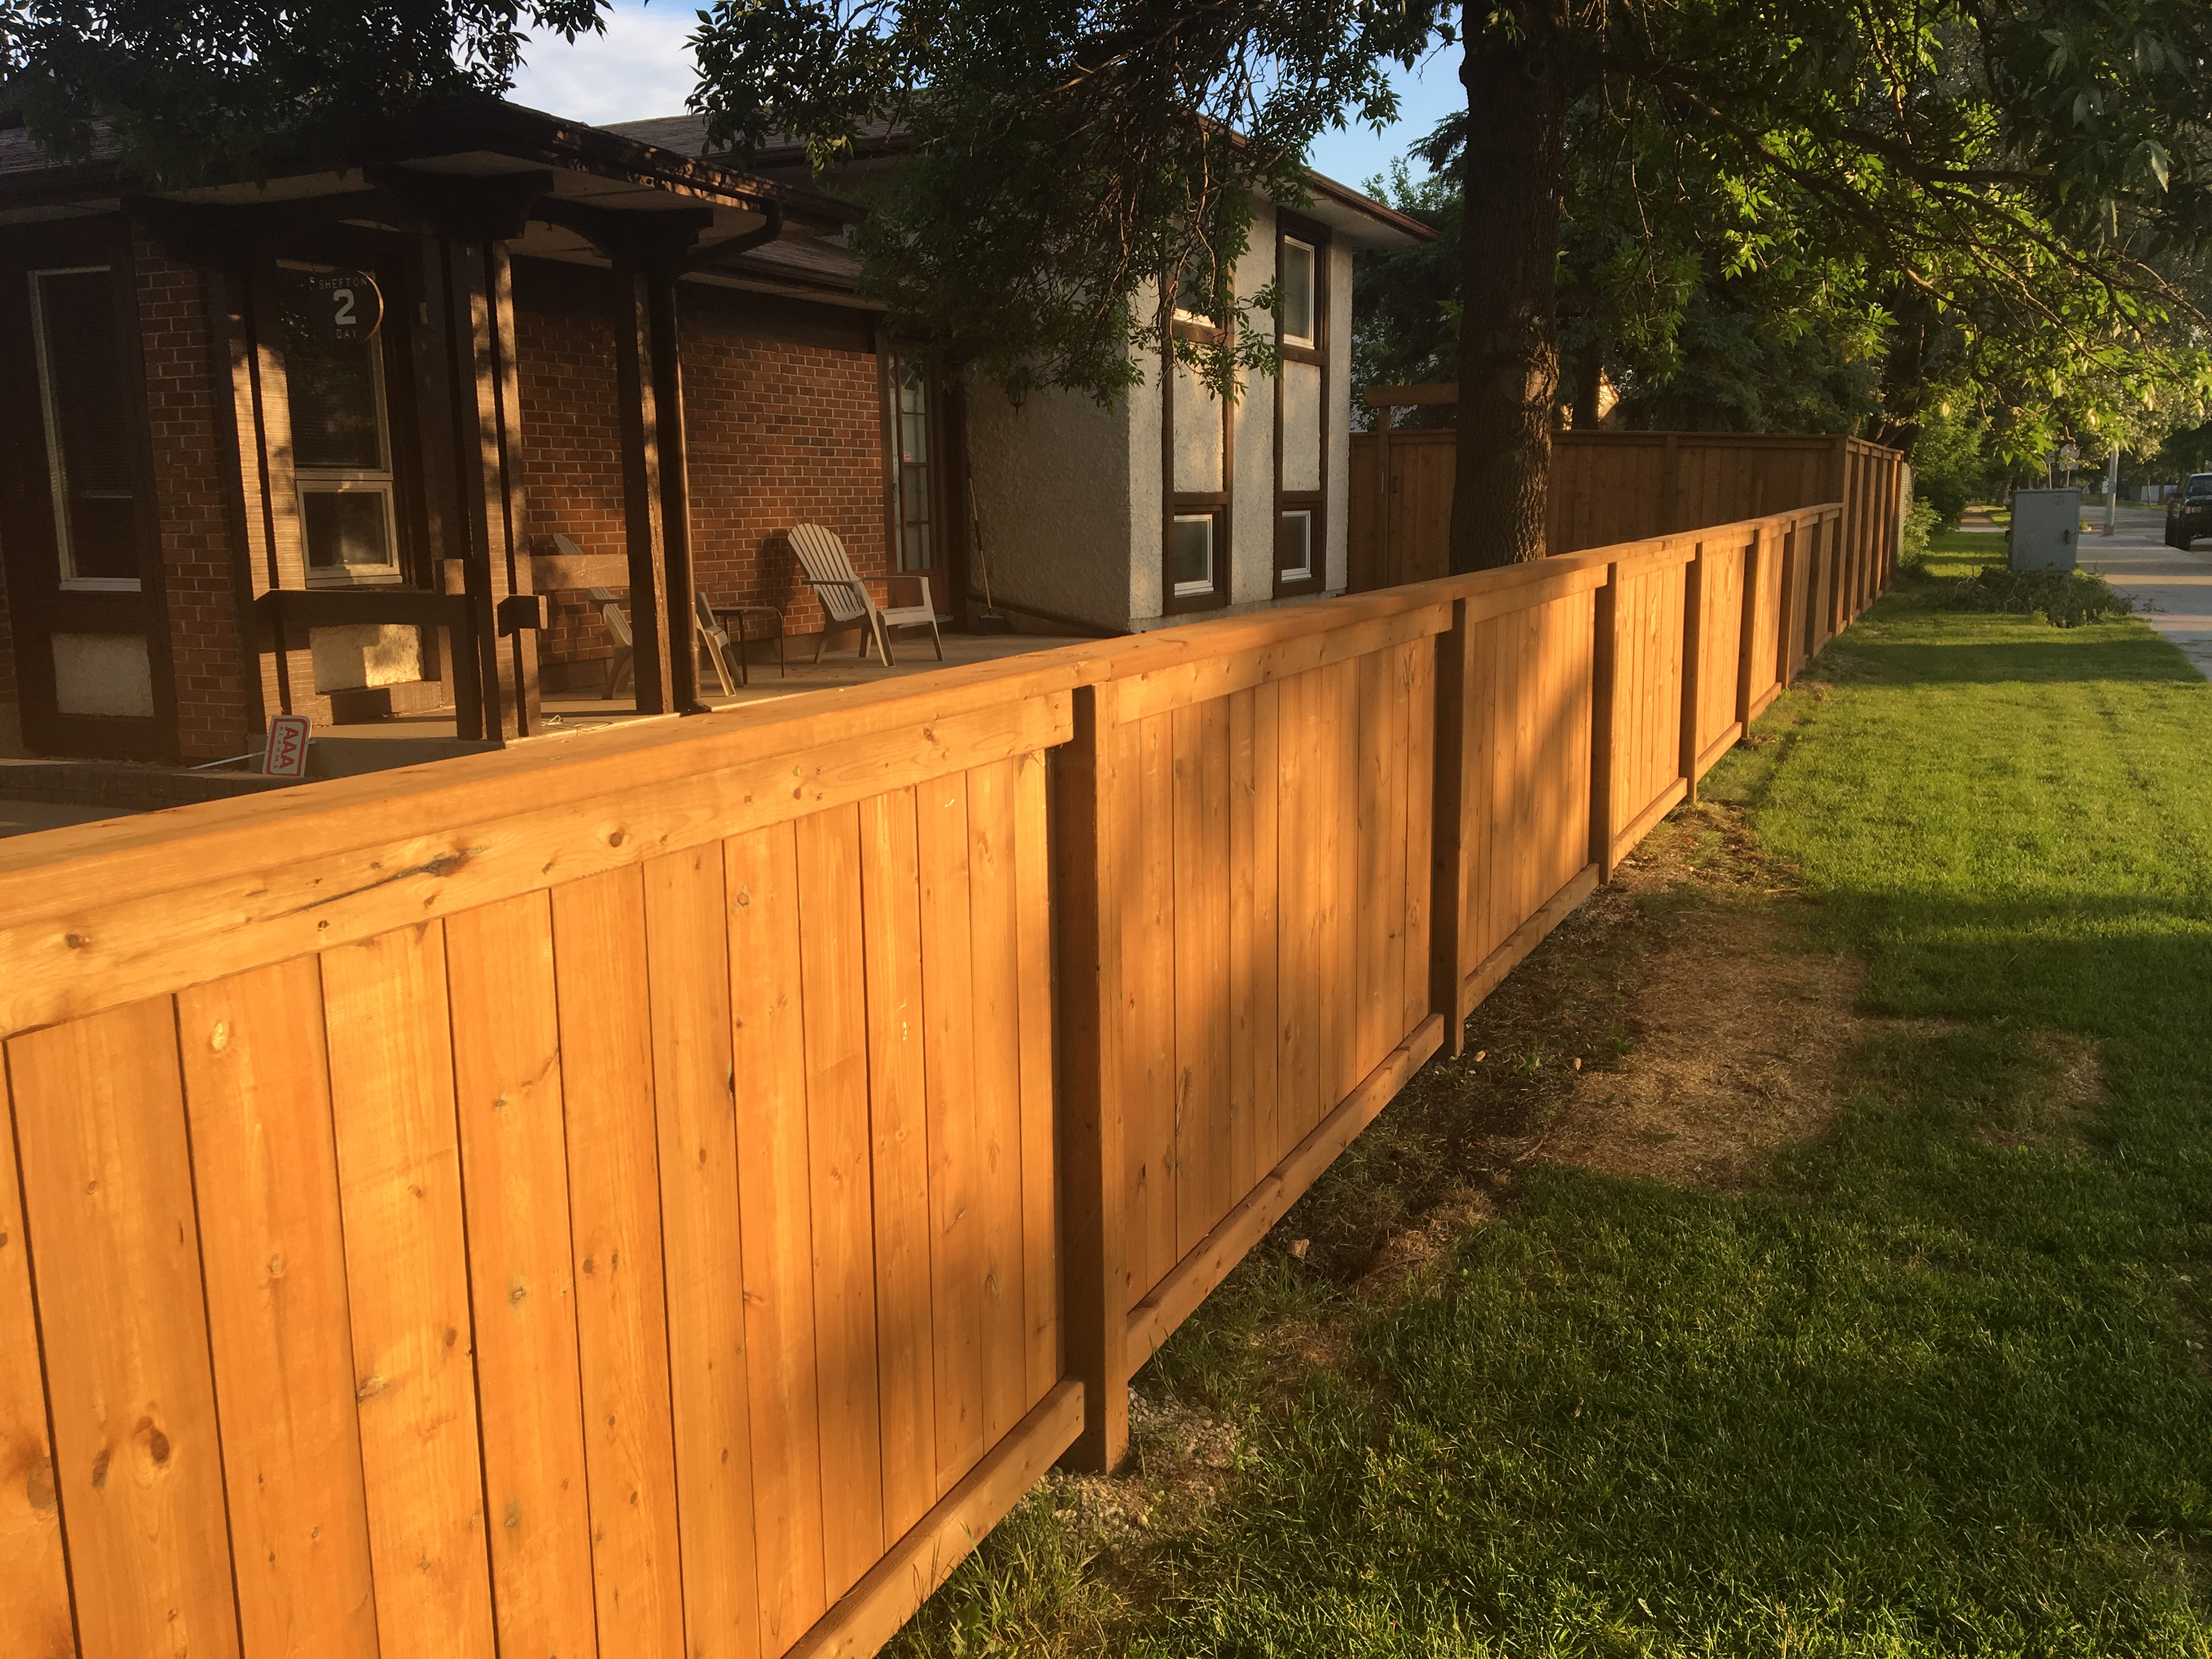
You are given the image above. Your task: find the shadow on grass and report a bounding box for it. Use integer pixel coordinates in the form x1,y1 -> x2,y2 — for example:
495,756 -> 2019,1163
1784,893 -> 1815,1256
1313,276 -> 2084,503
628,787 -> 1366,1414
1130,992 -> 2212,1656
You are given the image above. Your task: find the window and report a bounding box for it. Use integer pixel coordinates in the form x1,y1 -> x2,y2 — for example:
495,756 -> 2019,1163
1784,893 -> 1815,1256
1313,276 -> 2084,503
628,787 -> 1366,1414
1273,216 -> 1328,597
1275,509 -> 1312,584
1278,238 -> 1315,348
1171,513 -> 1219,598
279,264 -> 399,583
1163,258 -> 1234,613
30,267 -> 139,589
891,355 -> 934,572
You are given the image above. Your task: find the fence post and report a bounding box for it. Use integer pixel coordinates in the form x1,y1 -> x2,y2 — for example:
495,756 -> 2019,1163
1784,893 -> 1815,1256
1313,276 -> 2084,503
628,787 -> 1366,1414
1735,525 -> 1763,729
1431,598 -> 1473,1055
1591,566 -> 1620,881
1055,679 -> 1128,1472
1679,541 -> 1706,803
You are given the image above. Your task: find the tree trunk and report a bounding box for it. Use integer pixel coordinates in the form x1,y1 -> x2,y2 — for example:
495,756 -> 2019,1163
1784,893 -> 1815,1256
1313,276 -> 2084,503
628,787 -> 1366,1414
1451,4 -> 1568,571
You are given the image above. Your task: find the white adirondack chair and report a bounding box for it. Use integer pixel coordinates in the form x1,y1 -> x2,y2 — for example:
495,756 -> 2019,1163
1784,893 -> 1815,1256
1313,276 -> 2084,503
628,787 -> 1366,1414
588,587 -> 634,698
692,591 -> 740,696
788,523 -> 943,665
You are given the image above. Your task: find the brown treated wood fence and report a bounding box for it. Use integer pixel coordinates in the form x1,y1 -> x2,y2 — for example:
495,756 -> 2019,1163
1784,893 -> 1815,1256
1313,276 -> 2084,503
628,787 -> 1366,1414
0,496 -> 1883,1659
1348,396 -> 1904,595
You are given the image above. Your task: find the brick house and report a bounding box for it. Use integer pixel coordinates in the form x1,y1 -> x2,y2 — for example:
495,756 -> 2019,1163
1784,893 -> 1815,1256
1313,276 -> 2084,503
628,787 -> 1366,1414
0,97 -> 1426,763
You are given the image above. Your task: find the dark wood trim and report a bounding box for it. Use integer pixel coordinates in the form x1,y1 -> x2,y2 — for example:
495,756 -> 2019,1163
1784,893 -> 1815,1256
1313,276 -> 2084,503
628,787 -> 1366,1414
1273,207 -> 1331,600
198,259 -> 271,740
1160,280 -> 1234,617
612,258 -> 675,714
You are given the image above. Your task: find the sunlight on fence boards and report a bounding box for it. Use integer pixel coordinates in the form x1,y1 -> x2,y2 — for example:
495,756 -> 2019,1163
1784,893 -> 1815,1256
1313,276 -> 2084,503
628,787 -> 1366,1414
0,496 -> 1888,1659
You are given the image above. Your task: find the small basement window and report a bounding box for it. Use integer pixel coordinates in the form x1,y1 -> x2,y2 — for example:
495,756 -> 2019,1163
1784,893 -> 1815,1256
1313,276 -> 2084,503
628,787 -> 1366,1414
30,266 -> 139,589
280,264 -> 400,584
1171,513 -> 1218,598
1278,238 -> 1315,348
1276,509 -> 1313,583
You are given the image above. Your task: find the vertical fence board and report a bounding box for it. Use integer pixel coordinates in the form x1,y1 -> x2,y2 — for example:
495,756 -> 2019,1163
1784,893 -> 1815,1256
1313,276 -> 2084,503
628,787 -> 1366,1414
1227,689 -> 1259,1206
1251,682 -> 1283,1165
793,806 -> 887,1603
1318,659 -> 1353,1106
856,787 -> 939,1536
1012,750 -> 1060,1408
177,960 -> 379,1659
1131,713 -> 1176,1304
727,821 -> 828,1656
1169,706 -> 1210,1262
964,759 -> 1029,1445
1199,697 -> 1235,1237
445,892 -> 600,1659
549,867 -> 687,1659
320,926 -> 498,1659
9,997 -> 243,1659
0,1067 -> 71,1659
1355,650 -> 1390,1079
1274,670 -> 1313,1149
1403,635 -> 1435,1039
916,775 -> 986,1481
644,844 -> 761,1659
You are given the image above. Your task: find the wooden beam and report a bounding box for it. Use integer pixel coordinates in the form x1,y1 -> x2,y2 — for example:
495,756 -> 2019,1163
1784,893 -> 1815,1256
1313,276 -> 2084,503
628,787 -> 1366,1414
611,258 -> 675,714
1054,680 -> 1129,1472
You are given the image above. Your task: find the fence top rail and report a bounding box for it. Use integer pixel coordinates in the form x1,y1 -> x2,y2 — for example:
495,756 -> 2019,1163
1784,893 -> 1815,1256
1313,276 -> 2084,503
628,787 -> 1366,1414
0,501 -> 1842,1039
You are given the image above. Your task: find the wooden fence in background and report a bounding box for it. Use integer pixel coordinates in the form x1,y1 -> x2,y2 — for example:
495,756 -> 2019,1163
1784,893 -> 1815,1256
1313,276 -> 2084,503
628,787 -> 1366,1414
1347,390 -> 1903,595
0,497 -> 1880,1659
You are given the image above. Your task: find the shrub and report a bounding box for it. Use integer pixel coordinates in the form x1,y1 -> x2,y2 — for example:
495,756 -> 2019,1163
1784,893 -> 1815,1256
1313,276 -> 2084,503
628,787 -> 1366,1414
1943,564 -> 2136,627
1898,499 -> 1937,572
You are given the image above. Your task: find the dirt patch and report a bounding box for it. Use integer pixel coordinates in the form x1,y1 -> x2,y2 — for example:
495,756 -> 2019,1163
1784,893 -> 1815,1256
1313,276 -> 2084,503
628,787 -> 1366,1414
1538,804 -> 1866,1188
1977,1028 -> 2103,1153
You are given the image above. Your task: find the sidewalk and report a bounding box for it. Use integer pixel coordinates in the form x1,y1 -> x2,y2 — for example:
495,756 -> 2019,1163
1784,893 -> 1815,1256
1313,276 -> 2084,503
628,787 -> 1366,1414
2072,517 -> 2212,679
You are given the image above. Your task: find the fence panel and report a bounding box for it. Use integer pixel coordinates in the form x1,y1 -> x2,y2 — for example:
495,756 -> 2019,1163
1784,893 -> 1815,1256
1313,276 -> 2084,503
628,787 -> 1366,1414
1103,599 -> 1449,1374
0,498 -> 1882,1659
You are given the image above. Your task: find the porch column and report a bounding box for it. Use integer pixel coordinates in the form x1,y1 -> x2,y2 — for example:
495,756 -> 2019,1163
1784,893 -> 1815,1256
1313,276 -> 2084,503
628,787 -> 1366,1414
609,261 -> 676,714
643,259 -> 704,714
374,168 -> 551,741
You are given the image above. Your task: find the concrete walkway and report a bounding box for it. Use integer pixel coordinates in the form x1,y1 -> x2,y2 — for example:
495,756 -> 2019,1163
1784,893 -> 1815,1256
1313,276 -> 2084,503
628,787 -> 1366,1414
2073,516 -> 2212,680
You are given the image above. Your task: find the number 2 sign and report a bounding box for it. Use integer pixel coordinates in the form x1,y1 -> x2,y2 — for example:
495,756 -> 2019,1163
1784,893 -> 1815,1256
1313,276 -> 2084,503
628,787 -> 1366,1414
263,715 -> 312,779
303,269 -> 383,345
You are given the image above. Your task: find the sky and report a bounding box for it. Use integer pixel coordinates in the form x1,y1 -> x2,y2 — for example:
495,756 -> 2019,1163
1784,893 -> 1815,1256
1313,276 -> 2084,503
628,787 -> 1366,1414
507,4 -> 1462,198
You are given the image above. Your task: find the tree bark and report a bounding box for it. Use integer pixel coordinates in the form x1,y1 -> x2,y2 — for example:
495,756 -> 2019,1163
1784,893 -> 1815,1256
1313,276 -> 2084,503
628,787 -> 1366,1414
1451,4 -> 1568,571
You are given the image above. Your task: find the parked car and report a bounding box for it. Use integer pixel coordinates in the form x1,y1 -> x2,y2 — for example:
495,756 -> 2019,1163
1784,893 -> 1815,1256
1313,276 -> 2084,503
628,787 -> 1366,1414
2169,473 -> 2212,549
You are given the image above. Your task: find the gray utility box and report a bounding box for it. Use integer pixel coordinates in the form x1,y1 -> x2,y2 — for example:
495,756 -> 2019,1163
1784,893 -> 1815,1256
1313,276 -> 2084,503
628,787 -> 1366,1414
2010,489 -> 2081,570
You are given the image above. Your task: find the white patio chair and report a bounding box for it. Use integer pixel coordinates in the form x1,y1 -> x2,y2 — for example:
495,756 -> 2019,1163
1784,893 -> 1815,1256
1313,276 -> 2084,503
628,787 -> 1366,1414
692,591 -> 740,697
788,523 -> 944,665
589,586 -> 634,698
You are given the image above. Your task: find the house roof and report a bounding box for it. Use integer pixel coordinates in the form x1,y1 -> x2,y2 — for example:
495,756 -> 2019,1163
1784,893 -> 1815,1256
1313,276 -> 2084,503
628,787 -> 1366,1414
0,97 -> 859,254
603,115 -> 1436,250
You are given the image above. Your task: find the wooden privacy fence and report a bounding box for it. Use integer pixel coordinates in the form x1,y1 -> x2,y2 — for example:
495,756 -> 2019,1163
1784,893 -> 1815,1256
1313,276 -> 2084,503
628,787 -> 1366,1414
0,496 -> 1882,1659
1348,387 -> 1904,597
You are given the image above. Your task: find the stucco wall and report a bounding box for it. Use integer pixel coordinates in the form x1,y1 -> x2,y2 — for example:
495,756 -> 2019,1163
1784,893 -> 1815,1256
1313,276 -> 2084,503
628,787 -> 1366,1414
966,375 -> 1137,630
1228,231 -> 1276,608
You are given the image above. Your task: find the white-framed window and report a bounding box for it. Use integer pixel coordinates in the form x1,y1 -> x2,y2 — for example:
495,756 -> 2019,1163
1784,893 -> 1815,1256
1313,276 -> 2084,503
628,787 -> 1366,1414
29,265 -> 140,591
1171,512 -> 1218,598
279,263 -> 400,584
1278,238 -> 1316,348
1276,509 -> 1313,583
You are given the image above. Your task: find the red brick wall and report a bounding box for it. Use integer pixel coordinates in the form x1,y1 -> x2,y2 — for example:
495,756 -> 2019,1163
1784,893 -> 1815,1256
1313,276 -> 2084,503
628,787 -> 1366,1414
514,294 -> 890,678
136,232 -> 251,759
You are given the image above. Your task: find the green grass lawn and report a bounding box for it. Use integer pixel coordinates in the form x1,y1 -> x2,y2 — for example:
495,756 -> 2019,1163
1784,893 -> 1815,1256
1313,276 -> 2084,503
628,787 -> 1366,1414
900,560 -> 2212,1658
